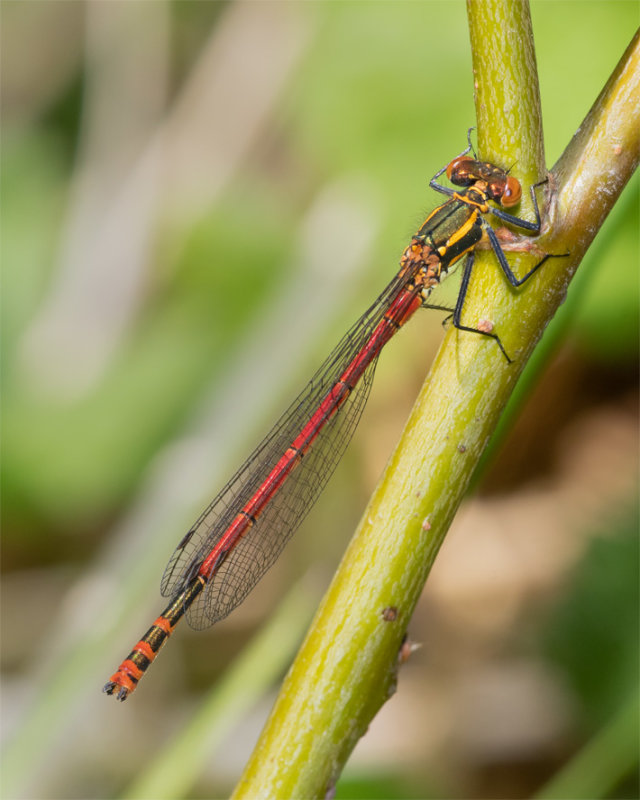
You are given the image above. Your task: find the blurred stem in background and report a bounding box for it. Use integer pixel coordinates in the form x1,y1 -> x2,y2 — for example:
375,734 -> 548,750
535,686 -> 639,800
121,575 -> 317,800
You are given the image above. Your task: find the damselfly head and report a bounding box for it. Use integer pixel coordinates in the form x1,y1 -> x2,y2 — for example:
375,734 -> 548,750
447,157 -> 523,208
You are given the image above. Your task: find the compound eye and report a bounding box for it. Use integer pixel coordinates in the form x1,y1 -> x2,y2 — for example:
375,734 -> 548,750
501,176 -> 522,207
446,156 -> 475,185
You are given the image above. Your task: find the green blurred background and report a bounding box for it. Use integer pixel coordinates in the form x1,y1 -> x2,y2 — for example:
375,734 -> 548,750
1,2 -> 637,799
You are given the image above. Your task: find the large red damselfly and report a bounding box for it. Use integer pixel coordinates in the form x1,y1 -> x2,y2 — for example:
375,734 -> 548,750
104,135 -> 559,700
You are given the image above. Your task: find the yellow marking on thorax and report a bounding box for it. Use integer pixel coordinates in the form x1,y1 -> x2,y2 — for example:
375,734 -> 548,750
447,210 -> 478,247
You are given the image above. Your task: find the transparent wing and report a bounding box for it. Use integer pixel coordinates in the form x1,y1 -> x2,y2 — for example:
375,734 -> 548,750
161,267 -> 415,629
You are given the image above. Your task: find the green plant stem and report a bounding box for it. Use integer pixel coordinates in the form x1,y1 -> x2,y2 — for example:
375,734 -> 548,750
534,686 -> 640,800
232,17 -> 640,800
468,0 -> 545,193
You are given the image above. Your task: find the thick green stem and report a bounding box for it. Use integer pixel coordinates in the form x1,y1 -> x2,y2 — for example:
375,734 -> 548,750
468,0 -> 545,192
232,17 -> 640,800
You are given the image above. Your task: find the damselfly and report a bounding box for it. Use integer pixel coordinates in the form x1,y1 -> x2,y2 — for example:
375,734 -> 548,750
104,135 -> 558,700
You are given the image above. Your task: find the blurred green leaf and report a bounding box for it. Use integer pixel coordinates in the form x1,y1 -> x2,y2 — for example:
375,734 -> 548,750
543,504 -> 639,727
